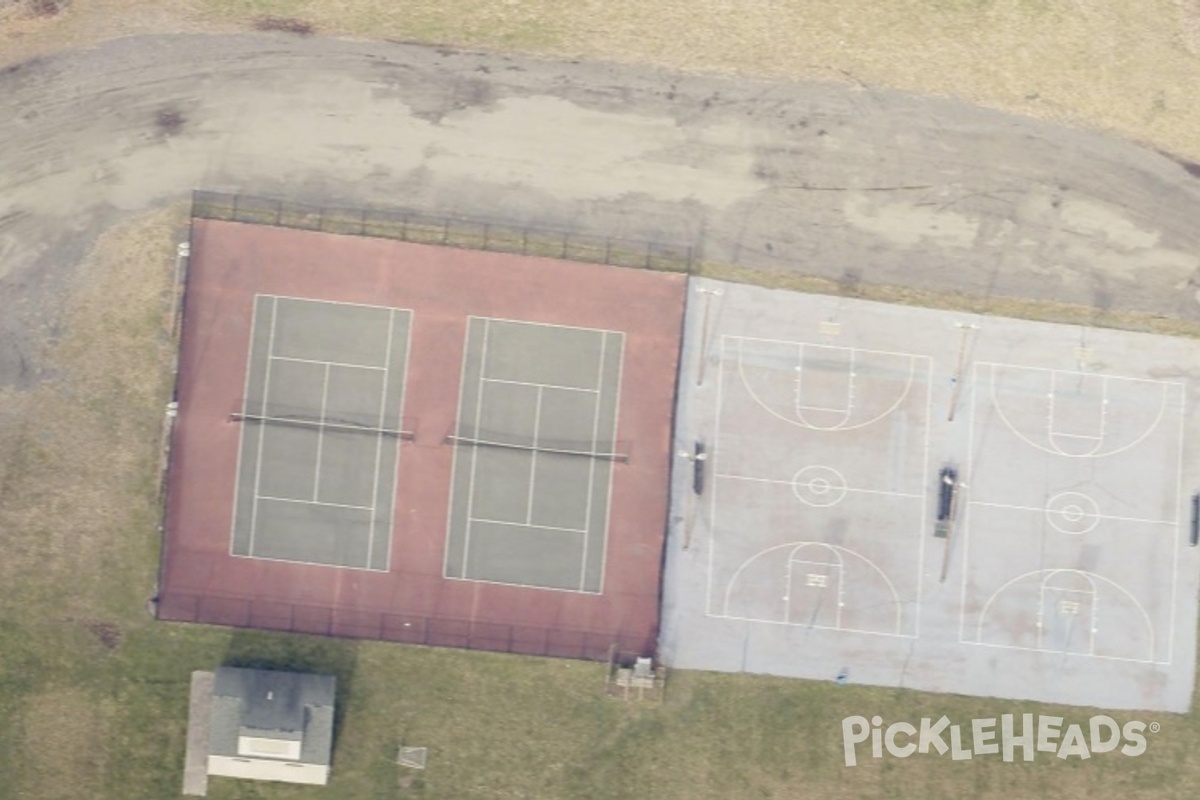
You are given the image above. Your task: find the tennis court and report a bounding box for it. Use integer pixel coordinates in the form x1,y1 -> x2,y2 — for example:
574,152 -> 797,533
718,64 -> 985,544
230,295 -> 412,571
444,317 -> 624,592
159,218 -> 685,659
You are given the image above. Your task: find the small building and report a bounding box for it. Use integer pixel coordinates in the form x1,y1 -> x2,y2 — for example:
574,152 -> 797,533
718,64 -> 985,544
207,667 -> 336,786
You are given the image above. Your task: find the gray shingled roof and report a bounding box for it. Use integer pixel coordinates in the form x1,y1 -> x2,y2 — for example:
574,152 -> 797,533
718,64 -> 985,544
209,667 -> 336,767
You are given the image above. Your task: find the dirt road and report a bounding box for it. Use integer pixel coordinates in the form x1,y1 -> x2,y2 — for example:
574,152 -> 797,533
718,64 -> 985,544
3,33 -> 1200,388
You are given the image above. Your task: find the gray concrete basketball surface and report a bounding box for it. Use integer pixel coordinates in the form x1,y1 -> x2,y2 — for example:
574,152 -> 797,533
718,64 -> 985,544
661,277 -> 1200,712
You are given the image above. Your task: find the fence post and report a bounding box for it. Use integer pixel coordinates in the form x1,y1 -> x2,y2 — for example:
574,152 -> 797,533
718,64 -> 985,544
401,213 -> 408,242
275,199 -> 283,226
561,232 -> 569,259
483,223 -> 490,251
232,194 -> 241,223
605,238 -> 612,265
521,228 -> 528,255
644,241 -> 652,270
442,218 -> 450,245
360,209 -> 367,236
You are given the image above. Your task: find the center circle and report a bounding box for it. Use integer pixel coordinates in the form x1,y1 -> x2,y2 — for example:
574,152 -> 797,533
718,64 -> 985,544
1061,504 -> 1085,522
791,466 -> 848,507
1045,492 -> 1100,535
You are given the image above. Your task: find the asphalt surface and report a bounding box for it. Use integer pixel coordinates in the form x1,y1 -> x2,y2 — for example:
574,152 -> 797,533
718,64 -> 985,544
4,33 -> 1200,390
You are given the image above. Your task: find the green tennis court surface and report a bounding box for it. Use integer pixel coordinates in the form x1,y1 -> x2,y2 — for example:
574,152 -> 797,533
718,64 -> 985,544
444,317 -> 625,592
231,295 -> 411,570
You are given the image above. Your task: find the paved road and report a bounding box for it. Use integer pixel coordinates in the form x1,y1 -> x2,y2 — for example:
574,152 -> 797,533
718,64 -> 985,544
3,33 -> 1200,387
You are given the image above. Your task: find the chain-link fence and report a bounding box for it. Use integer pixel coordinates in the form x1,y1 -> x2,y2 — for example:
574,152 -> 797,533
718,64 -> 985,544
191,190 -> 694,274
158,592 -> 646,661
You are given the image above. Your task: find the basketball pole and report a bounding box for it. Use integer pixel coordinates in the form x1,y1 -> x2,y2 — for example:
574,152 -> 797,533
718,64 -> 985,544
946,322 -> 979,422
695,287 -> 722,387
939,479 -> 966,583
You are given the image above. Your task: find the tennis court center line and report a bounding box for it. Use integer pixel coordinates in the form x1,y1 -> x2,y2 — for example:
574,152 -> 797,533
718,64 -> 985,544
311,362 -> 332,502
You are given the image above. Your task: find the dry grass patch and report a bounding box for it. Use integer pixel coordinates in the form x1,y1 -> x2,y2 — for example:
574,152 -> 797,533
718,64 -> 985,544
0,205 -> 182,621
17,687 -> 116,799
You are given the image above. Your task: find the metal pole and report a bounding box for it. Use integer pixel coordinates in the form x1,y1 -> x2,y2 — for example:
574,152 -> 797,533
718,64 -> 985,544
947,322 -> 979,421
695,287 -> 722,386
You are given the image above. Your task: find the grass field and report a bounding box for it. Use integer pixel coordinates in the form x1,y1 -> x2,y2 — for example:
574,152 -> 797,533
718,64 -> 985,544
3,1 -> 1200,798
0,208 -> 1199,800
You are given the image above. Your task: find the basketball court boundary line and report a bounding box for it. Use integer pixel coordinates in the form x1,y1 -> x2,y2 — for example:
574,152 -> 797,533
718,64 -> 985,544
983,361 -> 1177,459
713,472 -> 924,501
971,567 -> 1161,663
730,334 -> 928,433
705,334 -> 928,636
967,499 -> 1178,528
715,540 -> 909,637
704,336 -> 729,617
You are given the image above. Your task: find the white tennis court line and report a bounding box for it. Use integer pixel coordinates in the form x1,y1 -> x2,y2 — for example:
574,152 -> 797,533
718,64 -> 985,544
228,295 -> 264,559
442,573 -> 604,595
257,293 -> 402,312
468,516 -> 587,534
366,308 -> 398,571
270,354 -> 386,372
460,317 -> 491,578
483,376 -> 600,394
449,319 -> 623,594
311,362 -> 331,502
232,296 -> 411,571
592,331 -> 624,596
526,386 -> 544,525
580,332 -> 607,591
259,495 -> 373,512
246,296 -> 280,557
469,314 -> 618,336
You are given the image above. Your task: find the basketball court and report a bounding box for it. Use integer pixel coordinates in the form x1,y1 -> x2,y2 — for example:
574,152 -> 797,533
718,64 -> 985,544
659,277 -> 1200,712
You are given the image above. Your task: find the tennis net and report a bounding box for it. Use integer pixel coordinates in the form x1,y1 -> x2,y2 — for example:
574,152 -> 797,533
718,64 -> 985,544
445,424 -> 630,462
230,406 -> 416,440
